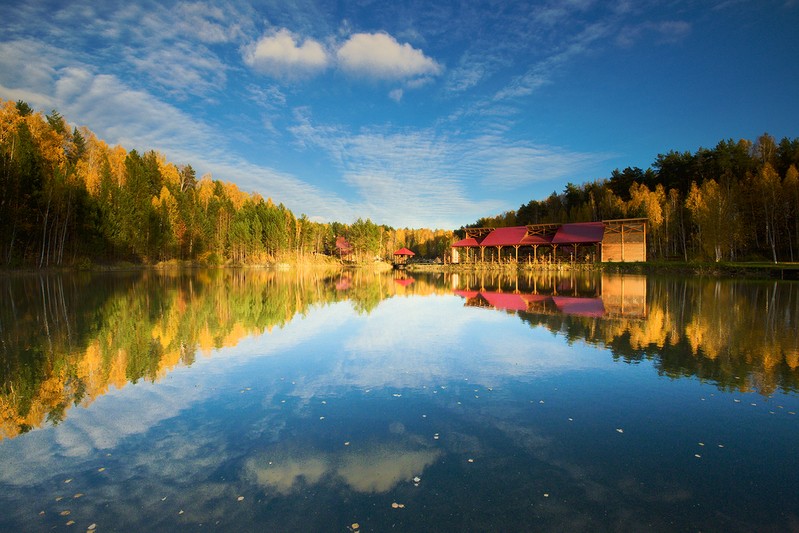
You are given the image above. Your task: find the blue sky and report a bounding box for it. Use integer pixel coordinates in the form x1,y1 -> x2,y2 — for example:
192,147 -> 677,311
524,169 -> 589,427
1,0 -> 797,229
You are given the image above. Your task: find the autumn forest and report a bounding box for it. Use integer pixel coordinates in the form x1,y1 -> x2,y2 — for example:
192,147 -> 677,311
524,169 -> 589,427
2,98 -> 799,268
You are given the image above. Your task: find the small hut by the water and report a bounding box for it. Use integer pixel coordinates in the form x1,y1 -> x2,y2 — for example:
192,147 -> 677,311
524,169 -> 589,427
393,247 -> 415,268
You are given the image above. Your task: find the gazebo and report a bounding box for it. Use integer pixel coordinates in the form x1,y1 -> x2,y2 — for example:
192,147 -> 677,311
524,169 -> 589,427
393,247 -> 415,268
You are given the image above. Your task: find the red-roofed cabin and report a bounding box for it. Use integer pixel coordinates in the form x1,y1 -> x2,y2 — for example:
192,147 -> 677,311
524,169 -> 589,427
393,247 -> 415,268
450,219 -> 646,264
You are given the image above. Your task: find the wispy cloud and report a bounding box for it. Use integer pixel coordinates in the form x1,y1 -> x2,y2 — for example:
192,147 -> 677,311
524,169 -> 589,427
289,115 -> 503,227
284,112 -> 607,227
127,41 -> 228,96
493,20 -> 612,101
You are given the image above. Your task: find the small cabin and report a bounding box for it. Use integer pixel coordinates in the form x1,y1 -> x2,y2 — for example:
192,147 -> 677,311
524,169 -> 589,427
393,247 -> 415,269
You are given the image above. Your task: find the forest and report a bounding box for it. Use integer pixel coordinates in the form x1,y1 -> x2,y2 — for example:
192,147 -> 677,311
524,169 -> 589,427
466,134 -> 799,262
0,99 -> 451,268
2,97 -> 798,267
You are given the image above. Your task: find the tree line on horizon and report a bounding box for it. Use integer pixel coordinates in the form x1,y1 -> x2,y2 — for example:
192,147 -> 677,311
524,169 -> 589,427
3,98 -> 798,267
0,99 -> 451,267
465,134 -> 799,262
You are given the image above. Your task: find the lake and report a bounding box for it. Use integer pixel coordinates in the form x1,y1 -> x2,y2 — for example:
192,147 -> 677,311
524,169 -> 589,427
1,268 -> 798,532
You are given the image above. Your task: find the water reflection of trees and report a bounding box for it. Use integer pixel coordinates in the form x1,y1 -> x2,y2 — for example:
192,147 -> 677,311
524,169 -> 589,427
0,269 -> 445,439
457,273 -> 799,396
2,269 -> 797,439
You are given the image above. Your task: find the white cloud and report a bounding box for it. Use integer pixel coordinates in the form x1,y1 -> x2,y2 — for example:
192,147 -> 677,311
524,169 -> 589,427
388,88 -> 403,102
336,32 -> 442,80
243,28 -> 329,78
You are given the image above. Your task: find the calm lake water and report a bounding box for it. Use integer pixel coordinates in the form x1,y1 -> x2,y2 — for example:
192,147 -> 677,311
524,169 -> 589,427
1,268 -> 798,532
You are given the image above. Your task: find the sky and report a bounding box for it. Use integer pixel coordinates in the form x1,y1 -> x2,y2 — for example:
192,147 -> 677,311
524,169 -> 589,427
1,0 -> 797,229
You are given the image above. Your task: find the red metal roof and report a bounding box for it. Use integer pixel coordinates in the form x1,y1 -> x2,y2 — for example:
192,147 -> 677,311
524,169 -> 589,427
452,237 -> 480,247
453,289 -> 479,299
393,247 -> 415,256
552,296 -> 605,317
520,233 -> 553,245
479,226 -> 529,247
480,291 -> 530,311
551,222 -> 605,244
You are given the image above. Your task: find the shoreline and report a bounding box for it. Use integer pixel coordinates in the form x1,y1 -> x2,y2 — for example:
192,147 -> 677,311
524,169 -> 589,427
3,259 -> 798,280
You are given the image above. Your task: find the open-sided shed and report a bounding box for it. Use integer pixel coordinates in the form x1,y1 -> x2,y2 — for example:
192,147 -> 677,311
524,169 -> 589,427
451,219 -> 647,263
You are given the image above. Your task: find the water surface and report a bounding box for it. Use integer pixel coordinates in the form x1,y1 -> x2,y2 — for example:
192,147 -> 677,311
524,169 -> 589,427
1,269 -> 798,531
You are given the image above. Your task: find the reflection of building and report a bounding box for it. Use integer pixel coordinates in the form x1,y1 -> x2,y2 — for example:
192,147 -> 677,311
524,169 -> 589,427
451,219 -> 647,263
600,274 -> 647,317
452,272 -> 647,319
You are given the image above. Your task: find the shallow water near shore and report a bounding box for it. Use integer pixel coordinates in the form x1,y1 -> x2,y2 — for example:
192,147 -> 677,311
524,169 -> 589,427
1,269 -> 798,531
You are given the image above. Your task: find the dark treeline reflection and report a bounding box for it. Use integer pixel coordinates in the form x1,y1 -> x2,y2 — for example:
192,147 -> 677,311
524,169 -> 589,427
2,268 -> 798,439
0,268 -> 444,439
450,270 -> 799,396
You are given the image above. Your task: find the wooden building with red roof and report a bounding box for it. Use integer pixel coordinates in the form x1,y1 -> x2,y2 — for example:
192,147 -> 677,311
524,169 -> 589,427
451,218 -> 646,264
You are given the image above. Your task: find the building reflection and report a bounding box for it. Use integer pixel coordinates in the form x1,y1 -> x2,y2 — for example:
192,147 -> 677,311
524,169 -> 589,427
450,271 -> 647,319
